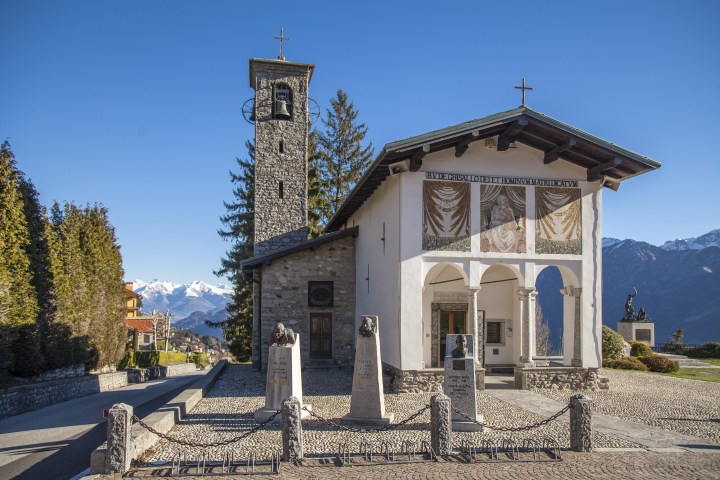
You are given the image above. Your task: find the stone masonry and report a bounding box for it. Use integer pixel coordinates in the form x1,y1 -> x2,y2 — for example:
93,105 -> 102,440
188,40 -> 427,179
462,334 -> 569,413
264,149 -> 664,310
258,235 -> 356,370
515,367 -> 609,390
251,59 -> 313,256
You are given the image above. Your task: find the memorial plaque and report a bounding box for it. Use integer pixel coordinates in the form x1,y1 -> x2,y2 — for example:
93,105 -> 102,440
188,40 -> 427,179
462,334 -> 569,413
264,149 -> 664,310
344,316 -> 394,425
635,329 -> 651,343
443,334 -> 484,432
255,335 -> 310,421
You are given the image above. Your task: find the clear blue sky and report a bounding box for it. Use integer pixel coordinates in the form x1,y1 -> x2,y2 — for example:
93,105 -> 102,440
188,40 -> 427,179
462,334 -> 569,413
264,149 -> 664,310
1,0 -> 718,284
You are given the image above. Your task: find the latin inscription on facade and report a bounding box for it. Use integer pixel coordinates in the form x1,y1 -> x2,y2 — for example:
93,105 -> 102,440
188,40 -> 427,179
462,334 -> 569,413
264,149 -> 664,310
426,172 -> 578,188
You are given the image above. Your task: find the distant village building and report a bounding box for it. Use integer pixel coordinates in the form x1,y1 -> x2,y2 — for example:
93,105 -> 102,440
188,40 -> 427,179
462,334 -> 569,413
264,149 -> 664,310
240,56 -> 660,390
124,281 -> 166,351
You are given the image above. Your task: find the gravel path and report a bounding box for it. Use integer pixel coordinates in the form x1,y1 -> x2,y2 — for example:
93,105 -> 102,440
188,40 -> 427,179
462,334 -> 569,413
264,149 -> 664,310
532,368 -> 720,443
146,365 -> 640,462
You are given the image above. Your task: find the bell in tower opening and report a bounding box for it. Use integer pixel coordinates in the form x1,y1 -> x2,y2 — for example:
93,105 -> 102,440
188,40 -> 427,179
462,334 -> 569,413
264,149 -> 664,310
273,84 -> 292,120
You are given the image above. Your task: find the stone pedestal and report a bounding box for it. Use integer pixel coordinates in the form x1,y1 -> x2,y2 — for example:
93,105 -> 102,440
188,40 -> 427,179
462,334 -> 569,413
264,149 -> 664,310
344,316 -> 394,425
443,334 -> 484,432
617,322 -> 655,347
255,335 -> 311,421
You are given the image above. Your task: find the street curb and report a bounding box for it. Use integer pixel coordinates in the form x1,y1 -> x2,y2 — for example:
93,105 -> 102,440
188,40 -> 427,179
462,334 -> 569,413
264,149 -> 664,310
89,359 -> 228,474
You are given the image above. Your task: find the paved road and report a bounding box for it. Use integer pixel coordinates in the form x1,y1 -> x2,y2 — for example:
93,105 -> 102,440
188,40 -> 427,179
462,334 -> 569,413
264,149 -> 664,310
0,370 -> 209,480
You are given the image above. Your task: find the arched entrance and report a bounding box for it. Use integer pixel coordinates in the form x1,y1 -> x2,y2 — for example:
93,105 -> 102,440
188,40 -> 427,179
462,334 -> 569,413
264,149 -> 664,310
478,264 -> 521,371
535,264 -> 581,366
422,263 -> 469,369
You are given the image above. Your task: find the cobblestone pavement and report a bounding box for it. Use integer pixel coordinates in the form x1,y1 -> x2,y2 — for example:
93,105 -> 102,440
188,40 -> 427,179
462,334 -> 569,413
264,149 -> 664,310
96,451 -> 720,479
533,368 -> 720,443
144,365 -> 639,463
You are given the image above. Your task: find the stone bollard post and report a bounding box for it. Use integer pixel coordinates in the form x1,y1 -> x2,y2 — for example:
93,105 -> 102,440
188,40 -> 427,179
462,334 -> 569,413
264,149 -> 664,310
281,396 -> 303,461
430,393 -> 452,456
106,402 -> 133,473
570,394 -> 593,452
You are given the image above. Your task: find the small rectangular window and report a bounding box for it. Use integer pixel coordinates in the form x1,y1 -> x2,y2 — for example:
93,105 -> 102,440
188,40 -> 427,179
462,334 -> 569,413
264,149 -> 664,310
486,321 -> 503,344
279,181 -> 284,199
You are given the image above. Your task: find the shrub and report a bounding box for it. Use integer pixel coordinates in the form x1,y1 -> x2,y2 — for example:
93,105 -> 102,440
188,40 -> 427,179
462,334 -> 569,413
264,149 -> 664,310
603,356 -> 648,371
602,326 -> 625,360
158,351 -> 187,365
190,352 -> 209,369
630,342 -> 653,358
641,354 -> 679,373
686,342 -> 720,359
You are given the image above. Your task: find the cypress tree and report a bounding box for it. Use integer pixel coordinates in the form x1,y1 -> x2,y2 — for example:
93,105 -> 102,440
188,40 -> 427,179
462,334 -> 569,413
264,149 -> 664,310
319,89 -> 374,222
0,142 -> 40,377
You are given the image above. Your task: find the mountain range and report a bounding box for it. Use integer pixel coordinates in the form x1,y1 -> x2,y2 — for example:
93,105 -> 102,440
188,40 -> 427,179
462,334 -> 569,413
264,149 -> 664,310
135,229 -> 719,346
132,280 -> 232,337
537,229 -> 720,350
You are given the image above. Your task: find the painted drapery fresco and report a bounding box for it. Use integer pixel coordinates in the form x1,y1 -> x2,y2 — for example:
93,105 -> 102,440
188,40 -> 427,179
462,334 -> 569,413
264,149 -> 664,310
423,180 -> 470,251
480,185 -> 526,253
535,187 -> 581,254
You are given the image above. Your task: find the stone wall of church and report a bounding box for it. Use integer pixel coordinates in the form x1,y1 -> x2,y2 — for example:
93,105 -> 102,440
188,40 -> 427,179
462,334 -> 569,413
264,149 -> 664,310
259,236 -> 356,370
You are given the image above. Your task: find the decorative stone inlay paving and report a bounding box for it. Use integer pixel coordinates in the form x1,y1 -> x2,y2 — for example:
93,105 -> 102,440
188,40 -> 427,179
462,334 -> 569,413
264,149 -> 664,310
147,365 -> 640,461
533,368 -> 720,444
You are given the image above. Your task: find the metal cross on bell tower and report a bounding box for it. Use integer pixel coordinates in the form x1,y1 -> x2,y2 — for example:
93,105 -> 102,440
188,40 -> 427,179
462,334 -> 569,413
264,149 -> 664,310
273,27 -> 290,61
514,77 -> 534,106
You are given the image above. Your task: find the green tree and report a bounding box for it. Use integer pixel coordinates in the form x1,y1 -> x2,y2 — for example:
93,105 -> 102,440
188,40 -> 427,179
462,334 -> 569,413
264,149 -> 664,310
48,202 -> 126,369
307,129 -> 330,238
0,142 -> 41,377
212,141 -> 255,362
318,89 -> 374,222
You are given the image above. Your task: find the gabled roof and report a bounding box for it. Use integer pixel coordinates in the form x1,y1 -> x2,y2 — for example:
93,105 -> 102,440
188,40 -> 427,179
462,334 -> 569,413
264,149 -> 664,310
127,318 -> 163,334
325,106 -> 661,232
240,226 -> 359,271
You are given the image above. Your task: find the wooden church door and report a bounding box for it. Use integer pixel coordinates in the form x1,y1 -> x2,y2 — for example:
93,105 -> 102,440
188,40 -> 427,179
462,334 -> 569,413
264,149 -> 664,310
310,313 -> 332,358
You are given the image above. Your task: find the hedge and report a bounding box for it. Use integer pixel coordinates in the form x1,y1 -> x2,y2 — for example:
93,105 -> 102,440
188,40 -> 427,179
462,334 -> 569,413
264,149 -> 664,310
641,354 -> 680,373
630,341 -> 653,358
118,350 -> 189,369
603,356 -> 648,371
602,326 -> 625,360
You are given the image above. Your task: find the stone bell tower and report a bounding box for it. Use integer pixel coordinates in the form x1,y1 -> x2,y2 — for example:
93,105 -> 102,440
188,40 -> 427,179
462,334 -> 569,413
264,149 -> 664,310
249,58 -> 314,255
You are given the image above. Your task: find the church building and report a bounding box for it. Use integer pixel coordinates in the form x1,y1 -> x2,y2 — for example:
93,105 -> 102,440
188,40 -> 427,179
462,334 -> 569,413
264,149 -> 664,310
240,55 -> 660,391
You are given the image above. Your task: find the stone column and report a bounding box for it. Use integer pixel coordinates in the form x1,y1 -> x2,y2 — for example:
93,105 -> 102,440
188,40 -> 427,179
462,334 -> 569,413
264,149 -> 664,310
517,287 -> 537,367
430,393 -> 452,456
106,403 -> 133,474
570,394 -> 593,452
467,287 -> 481,365
562,286 -> 583,367
281,396 -> 303,461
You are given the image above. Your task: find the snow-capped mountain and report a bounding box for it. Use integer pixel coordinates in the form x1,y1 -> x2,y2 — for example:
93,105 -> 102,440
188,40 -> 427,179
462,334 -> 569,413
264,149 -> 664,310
133,279 -> 232,320
660,229 -> 720,252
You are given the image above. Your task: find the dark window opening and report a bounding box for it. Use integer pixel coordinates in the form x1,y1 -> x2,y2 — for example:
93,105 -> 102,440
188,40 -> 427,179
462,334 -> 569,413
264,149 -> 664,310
308,281 -> 334,307
486,321 -> 503,344
279,181 -> 284,199
279,140 -> 284,153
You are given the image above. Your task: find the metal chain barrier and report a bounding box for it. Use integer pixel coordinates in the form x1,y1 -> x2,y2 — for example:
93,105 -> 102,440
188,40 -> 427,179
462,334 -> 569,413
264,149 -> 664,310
131,411 -> 280,448
301,404 -> 430,433
451,402 -> 572,432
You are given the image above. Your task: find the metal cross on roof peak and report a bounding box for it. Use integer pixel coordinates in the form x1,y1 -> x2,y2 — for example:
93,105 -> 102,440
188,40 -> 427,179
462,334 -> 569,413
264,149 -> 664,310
273,27 -> 289,61
514,77 -> 534,106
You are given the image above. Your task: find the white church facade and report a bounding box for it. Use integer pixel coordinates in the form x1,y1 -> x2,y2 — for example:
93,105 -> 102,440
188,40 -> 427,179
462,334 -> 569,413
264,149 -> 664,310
241,56 -> 659,391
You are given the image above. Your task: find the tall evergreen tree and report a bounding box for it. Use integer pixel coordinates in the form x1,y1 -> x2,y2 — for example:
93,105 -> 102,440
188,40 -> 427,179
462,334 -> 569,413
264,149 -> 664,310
212,141 -> 255,361
48,203 -> 126,369
307,129 -> 330,238
0,142 -> 40,377
319,89 -> 374,223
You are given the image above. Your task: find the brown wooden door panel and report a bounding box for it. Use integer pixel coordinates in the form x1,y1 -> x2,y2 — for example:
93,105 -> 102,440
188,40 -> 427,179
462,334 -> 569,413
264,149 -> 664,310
310,313 -> 332,359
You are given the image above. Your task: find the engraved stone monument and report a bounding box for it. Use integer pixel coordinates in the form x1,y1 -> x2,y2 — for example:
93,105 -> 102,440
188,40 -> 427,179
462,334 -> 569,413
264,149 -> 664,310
344,315 -> 394,425
443,334 -> 484,432
617,288 -> 655,346
255,323 -> 311,421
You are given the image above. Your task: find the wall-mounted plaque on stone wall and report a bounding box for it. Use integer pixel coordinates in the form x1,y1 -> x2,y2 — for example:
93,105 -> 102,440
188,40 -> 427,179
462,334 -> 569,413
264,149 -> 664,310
308,281 -> 333,307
